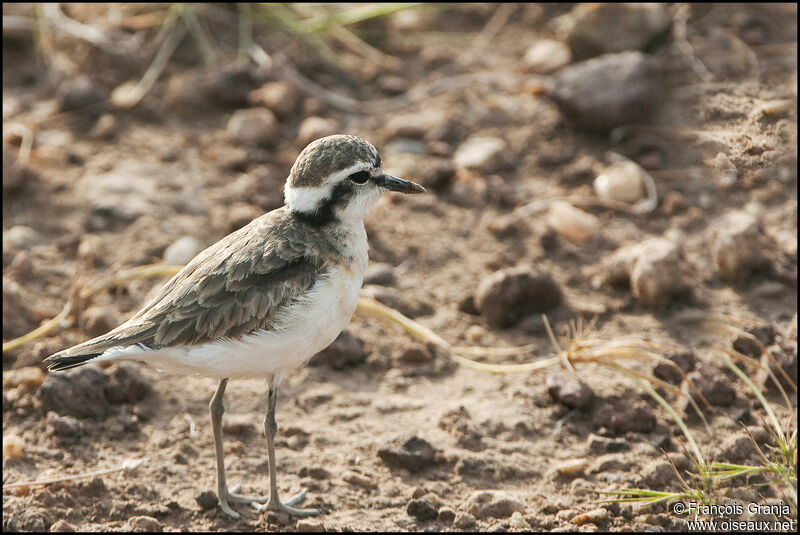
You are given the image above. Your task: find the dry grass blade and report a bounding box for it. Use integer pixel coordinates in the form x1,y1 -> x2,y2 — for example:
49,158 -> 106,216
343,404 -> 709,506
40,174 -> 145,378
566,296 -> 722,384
610,363 -> 706,470
40,3 -> 139,55
2,303 -> 71,353
714,348 -> 788,447
306,3 -> 421,32
111,14 -> 186,108
2,264 -> 184,354
4,122 -> 34,165
355,295 -> 559,373
2,459 -> 144,490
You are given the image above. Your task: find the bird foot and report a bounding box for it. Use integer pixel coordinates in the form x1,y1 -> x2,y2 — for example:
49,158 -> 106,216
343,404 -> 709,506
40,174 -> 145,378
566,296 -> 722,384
217,484 -> 270,519
255,488 -> 321,517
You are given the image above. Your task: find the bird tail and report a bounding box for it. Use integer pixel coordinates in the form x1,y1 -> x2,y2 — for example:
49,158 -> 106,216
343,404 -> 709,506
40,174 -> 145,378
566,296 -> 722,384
44,321 -> 156,372
44,350 -> 103,371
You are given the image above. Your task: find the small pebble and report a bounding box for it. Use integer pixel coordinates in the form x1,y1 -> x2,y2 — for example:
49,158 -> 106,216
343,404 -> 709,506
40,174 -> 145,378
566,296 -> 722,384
454,136 -> 508,172
266,510 -> 291,525
38,367 -> 110,419
46,411 -> 85,439
557,509 -> 580,521
652,351 -> 696,384
719,433 -> 756,462
547,201 -> 598,243
547,374 -> 594,411
8,250 -> 34,280
572,508 -> 610,526
3,225 -> 43,250
565,3 -> 671,59
249,81 -> 300,117
343,470 -> 378,490
555,459 -> 589,477
523,39 -> 572,74
3,434 -> 24,458
453,512 -> 477,529
600,238 -> 685,307
90,113 -> 118,139
594,160 -> 645,204
594,400 -> 656,434
687,371 -> 736,407
547,51 -> 662,132
49,519 -> 77,532
377,435 -> 438,473
438,506 -> 456,524
163,236 -> 204,266
643,461 -> 675,488
296,518 -> 325,532
129,515 -> 162,532
195,490 -> 218,510
226,108 -> 279,146
3,366 -> 45,389
58,75 -> 108,112
104,363 -> 151,404
297,117 -> 339,146
474,266 -> 562,328
509,510 -> 531,529
465,490 -> 525,519
392,343 -> 434,365
407,499 -> 438,521
710,211 -> 764,281
205,63 -> 260,108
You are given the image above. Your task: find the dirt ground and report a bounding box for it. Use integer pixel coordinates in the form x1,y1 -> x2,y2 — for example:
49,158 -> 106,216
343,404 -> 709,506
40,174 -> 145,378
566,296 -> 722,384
2,3 -> 797,532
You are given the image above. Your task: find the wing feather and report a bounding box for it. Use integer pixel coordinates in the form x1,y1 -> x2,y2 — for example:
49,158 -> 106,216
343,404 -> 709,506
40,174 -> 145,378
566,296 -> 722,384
45,207 -> 344,369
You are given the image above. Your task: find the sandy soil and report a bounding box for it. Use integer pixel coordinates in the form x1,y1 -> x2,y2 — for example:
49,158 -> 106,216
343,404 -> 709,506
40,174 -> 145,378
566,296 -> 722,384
3,3 -> 797,532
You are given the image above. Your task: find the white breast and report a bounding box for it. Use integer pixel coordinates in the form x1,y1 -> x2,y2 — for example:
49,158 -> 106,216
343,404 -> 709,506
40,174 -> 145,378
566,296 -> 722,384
102,228 -> 369,381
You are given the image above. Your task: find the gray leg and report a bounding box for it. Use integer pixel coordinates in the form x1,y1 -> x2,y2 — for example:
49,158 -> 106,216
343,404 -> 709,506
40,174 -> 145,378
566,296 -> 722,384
209,378 -> 269,519
258,378 -> 320,517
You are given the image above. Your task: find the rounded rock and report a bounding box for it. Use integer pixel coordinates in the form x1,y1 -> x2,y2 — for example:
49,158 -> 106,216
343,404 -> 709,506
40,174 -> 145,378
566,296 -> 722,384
163,236 -> 204,266
226,108 -> 279,146
474,267 -> 562,328
249,81 -> 300,117
407,499 -> 438,521
454,136 -> 508,172
454,512 -> 477,529
548,51 -> 663,132
129,515 -> 162,532
523,39 -> 572,74
565,3 -> 671,59
594,160 -> 645,204
547,201 -> 598,243
297,117 -> 339,146
195,490 -> 218,510
465,490 -> 525,519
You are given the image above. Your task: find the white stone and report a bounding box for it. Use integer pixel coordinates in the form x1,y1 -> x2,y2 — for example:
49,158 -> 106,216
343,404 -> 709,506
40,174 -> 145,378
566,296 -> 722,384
523,39 -> 572,74
163,236 -> 204,266
594,160 -> 645,203
547,201 -> 598,243
454,136 -> 507,172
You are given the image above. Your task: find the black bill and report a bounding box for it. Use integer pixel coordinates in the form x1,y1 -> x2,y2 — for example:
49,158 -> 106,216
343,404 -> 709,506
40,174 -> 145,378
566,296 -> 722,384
378,173 -> 426,194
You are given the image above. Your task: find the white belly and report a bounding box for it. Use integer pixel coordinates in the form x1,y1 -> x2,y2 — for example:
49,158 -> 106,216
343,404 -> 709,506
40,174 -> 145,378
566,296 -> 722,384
102,265 -> 364,380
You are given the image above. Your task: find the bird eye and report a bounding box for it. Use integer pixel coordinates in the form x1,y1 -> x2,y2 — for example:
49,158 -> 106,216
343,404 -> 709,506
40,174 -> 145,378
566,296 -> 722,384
348,171 -> 370,184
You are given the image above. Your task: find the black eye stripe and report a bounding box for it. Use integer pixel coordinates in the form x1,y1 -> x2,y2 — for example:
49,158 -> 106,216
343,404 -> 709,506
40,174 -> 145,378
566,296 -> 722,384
349,171 -> 370,184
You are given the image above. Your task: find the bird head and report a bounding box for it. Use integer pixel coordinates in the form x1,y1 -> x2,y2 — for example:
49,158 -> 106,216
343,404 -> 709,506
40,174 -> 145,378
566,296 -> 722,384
284,134 -> 425,225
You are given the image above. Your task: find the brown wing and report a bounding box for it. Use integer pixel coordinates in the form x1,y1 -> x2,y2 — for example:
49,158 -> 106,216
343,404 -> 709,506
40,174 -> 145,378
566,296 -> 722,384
46,207 -> 343,368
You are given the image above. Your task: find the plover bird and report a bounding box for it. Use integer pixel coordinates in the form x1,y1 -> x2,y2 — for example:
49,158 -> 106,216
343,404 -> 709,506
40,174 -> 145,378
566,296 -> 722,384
45,134 -> 424,519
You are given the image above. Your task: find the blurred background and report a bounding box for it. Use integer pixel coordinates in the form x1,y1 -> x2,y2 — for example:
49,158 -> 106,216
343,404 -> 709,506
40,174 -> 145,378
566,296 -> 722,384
3,3 -> 797,532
